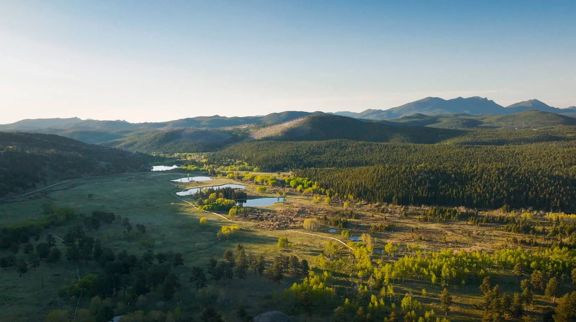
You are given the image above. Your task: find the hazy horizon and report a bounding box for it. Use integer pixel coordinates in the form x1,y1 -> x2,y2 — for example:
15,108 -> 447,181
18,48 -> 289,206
1,0 -> 575,123
1,95 -> 575,125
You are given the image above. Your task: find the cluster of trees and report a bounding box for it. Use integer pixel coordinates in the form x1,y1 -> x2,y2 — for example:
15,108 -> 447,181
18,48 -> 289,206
320,211 -> 352,229
477,275 -> 574,321
194,188 -> 245,212
295,237 -> 576,321
0,208 -> 131,275
216,225 -> 240,239
0,206 -> 76,253
46,244 -> 183,322
367,246 -> 576,287
418,207 -> 476,223
190,245 -> 309,286
288,246 -> 450,322
61,247 -> 183,301
223,170 -> 325,195
332,292 -> 448,322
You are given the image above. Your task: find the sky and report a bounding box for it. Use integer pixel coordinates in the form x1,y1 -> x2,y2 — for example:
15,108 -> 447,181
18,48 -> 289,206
0,0 -> 575,123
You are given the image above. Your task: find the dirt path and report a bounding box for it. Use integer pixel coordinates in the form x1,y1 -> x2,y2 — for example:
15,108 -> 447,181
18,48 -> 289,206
176,195 -> 353,251
0,180 -> 72,202
285,230 -> 353,250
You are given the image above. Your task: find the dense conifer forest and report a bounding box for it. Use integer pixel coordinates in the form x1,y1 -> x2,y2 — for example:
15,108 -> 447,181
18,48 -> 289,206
214,140 -> 576,211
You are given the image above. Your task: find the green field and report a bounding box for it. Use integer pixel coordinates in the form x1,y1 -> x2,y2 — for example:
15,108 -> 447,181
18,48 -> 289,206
0,171 -> 337,321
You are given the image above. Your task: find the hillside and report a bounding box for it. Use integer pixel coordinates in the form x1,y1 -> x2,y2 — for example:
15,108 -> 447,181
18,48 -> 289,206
0,132 -> 148,197
392,110 -> 576,129
251,113 -> 461,143
481,110 -> 576,128
110,128 -> 247,153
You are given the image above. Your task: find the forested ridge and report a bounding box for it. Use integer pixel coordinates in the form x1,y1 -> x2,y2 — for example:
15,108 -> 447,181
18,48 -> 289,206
214,140 -> 576,211
0,132 -> 149,197
300,165 -> 576,211
213,140 -> 576,171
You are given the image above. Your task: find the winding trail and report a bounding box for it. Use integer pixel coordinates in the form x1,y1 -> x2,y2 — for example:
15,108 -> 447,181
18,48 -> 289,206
286,230 -> 353,250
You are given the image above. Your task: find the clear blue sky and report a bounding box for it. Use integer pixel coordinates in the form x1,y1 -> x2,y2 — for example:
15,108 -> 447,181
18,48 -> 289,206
0,0 -> 574,122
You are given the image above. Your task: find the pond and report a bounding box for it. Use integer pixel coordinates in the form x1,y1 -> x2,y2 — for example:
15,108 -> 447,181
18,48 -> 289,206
349,236 -> 362,242
176,183 -> 246,196
171,176 -> 212,183
239,197 -> 285,208
151,165 -> 179,172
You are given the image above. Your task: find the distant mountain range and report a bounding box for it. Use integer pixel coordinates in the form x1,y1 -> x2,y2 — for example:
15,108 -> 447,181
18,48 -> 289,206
0,111 -> 311,145
336,97 -> 575,120
1,97 -> 575,153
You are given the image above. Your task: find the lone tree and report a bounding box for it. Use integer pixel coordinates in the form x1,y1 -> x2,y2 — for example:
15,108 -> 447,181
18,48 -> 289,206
545,277 -> 559,303
277,237 -> 289,249
440,288 -> 452,316
201,307 -> 224,322
303,218 -> 319,231
554,292 -> 576,322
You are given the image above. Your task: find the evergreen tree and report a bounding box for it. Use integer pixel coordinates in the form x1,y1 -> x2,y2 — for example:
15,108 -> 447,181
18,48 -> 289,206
440,288 -> 452,316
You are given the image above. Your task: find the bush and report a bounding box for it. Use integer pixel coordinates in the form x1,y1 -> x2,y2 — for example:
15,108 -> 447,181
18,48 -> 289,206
217,225 -> 240,239
277,237 -> 289,249
256,186 -> 267,193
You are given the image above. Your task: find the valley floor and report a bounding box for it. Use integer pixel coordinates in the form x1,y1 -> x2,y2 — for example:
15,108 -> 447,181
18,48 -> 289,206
0,169 -> 568,321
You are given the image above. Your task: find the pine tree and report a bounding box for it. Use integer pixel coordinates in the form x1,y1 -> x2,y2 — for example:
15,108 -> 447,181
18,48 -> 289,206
554,292 -> 576,322
440,288 -> 452,316
545,277 -> 558,303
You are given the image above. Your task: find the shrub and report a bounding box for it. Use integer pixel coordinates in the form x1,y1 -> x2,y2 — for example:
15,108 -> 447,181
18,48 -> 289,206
303,219 -> 319,231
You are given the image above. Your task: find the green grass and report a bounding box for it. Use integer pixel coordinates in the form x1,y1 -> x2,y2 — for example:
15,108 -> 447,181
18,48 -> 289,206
0,171 -> 329,321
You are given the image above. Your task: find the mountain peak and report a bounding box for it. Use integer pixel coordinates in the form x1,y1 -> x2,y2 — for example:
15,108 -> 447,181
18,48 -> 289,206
355,96 -> 504,120
507,99 -> 550,109
506,99 -> 556,113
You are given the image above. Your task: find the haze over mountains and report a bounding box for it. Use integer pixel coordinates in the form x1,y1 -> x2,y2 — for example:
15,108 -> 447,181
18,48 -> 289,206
336,97 -> 575,119
1,96 -> 575,153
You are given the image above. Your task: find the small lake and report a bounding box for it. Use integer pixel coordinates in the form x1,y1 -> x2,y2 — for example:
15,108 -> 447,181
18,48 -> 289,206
239,197 -> 285,208
151,165 -> 179,172
176,183 -> 246,196
171,176 -> 212,183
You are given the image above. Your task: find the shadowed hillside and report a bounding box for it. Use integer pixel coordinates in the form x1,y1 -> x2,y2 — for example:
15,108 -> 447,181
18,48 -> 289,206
110,128 -> 248,153
0,132 -> 148,197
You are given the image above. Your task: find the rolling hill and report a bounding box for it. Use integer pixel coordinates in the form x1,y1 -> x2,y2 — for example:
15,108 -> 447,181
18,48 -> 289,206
0,132 -> 149,197
110,128 -> 248,153
250,113 -> 462,143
